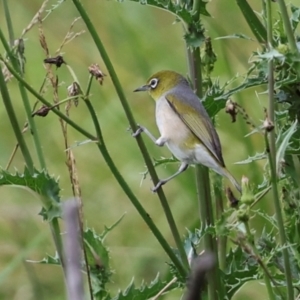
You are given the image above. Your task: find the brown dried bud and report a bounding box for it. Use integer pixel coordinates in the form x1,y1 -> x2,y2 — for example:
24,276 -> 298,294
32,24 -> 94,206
226,187 -> 239,208
32,105 -> 50,117
44,55 -> 66,68
67,82 -> 81,107
263,108 -> 274,132
263,118 -> 274,132
225,99 -> 238,123
88,64 -> 106,85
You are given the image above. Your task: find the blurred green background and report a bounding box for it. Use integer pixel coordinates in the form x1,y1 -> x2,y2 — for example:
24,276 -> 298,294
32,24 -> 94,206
0,0 -> 295,299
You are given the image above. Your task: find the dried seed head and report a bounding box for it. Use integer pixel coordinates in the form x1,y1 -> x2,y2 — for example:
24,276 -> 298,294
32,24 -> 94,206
263,118 -> 274,132
263,108 -> 274,132
32,105 -> 50,117
225,99 -> 238,123
88,64 -> 106,85
67,82 -> 81,107
226,187 -> 239,208
44,55 -> 66,68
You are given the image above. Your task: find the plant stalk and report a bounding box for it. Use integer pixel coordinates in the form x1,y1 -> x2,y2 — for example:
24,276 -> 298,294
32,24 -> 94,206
82,81 -> 187,278
188,45 -> 224,299
71,0 -> 189,271
0,63 -> 34,173
266,0 -> 294,298
243,220 -> 277,300
0,28 -> 46,169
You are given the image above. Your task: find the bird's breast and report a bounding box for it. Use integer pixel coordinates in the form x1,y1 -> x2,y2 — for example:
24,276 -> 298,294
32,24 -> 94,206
155,97 -> 197,162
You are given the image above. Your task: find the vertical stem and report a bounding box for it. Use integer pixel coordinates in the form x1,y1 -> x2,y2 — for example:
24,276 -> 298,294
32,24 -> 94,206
265,0 -> 294,298
243,221 -> 276,300
276,0 -> 300,76
82,90 -> 187,278
0,29 -> 46,169
72,0 -> 188,272
2,0 -> 14,46
214,175 -> 227,271
276,0 -> 298,53
188,46 -> 224,299
0,66 -> 34,173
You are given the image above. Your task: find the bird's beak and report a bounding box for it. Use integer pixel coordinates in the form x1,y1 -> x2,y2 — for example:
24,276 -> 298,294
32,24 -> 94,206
133,84 -> 150,92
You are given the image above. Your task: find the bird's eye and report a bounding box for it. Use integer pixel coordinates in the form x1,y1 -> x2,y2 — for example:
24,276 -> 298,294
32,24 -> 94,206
150,78 -> 158,89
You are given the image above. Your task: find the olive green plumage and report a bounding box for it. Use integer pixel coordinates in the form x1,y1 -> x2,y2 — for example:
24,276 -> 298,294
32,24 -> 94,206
134,70 -> 241,193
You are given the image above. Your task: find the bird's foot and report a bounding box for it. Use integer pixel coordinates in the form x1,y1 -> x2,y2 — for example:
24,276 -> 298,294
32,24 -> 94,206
132,125 -> 144,137
151,180 -> 167,193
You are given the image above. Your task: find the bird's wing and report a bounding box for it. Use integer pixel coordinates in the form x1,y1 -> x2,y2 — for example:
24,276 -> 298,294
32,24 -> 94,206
165,93 -> 225,166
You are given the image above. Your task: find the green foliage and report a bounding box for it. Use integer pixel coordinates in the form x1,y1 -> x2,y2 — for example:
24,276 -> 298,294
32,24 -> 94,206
0,168 -> 61,220
224,247 -> 258,299
111,275 -> 172,300
1,0 -> 300,299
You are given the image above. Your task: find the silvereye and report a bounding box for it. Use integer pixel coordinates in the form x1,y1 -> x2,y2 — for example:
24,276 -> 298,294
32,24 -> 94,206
133,70 -> 241,193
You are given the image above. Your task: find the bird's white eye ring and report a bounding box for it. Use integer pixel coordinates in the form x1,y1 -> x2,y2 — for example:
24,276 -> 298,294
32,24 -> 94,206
150,78 -> 158,89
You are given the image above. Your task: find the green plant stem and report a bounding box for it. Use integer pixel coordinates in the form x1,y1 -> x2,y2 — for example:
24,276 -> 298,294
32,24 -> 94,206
192,0 -> 202,20
188,46 -> 224,300
0,28 -> 46,169
4,55 -> 187,279
0,59 -> 97,141
82,78 -> 187,278
243,220 -> 276,300
0,54 -> 65,281
276,0 -> 300,76
265,132 -> 294,299
71,0 -> 189,272
214,175 -> 227,271
0,64 -> 34,173
265,1 -> 294,298
2,0 -> 14,46
276,0 -> 298,53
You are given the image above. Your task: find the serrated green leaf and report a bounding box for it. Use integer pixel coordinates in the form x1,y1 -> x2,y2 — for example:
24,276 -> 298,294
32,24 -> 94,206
101,213 -> 126,240
215,33 -> 254,40
84,228 -> 110,269
184,31 -> 205,48
258,48 -> 285,60
225,247 -> 259,298
291,4 -> 300,31
120,0 -> 210,22
234,152 -> 267,165
111,274 -> 174,300
83,225 -> 123,298
0,168 -> 61,220
0,168 -> 60,202
276,120 -> 298,175
153,156 -> 178,166
27,252 -> 61,265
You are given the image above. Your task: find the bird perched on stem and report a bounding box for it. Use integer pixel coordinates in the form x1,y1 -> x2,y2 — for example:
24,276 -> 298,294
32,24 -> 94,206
133,70 -> 241,194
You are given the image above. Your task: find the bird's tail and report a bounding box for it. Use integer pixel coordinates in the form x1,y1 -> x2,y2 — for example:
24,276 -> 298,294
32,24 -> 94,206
222,168 -> 241,194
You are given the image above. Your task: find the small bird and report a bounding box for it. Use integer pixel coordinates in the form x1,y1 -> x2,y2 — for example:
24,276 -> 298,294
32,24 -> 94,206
133,70 -> 241,193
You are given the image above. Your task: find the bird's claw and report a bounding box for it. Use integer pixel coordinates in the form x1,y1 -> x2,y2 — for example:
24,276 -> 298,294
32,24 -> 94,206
151,180 -> 166,193
132,125 -> 144,137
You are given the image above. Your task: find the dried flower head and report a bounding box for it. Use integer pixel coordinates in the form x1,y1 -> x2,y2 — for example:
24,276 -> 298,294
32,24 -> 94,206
88,64 -> 106,85
263,108 -> 274,132
226,187 -> 239,208
44,55 -> 66,68
32,105 -> 50,117
225,99 -> 238,123
67,82 -> 81,107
